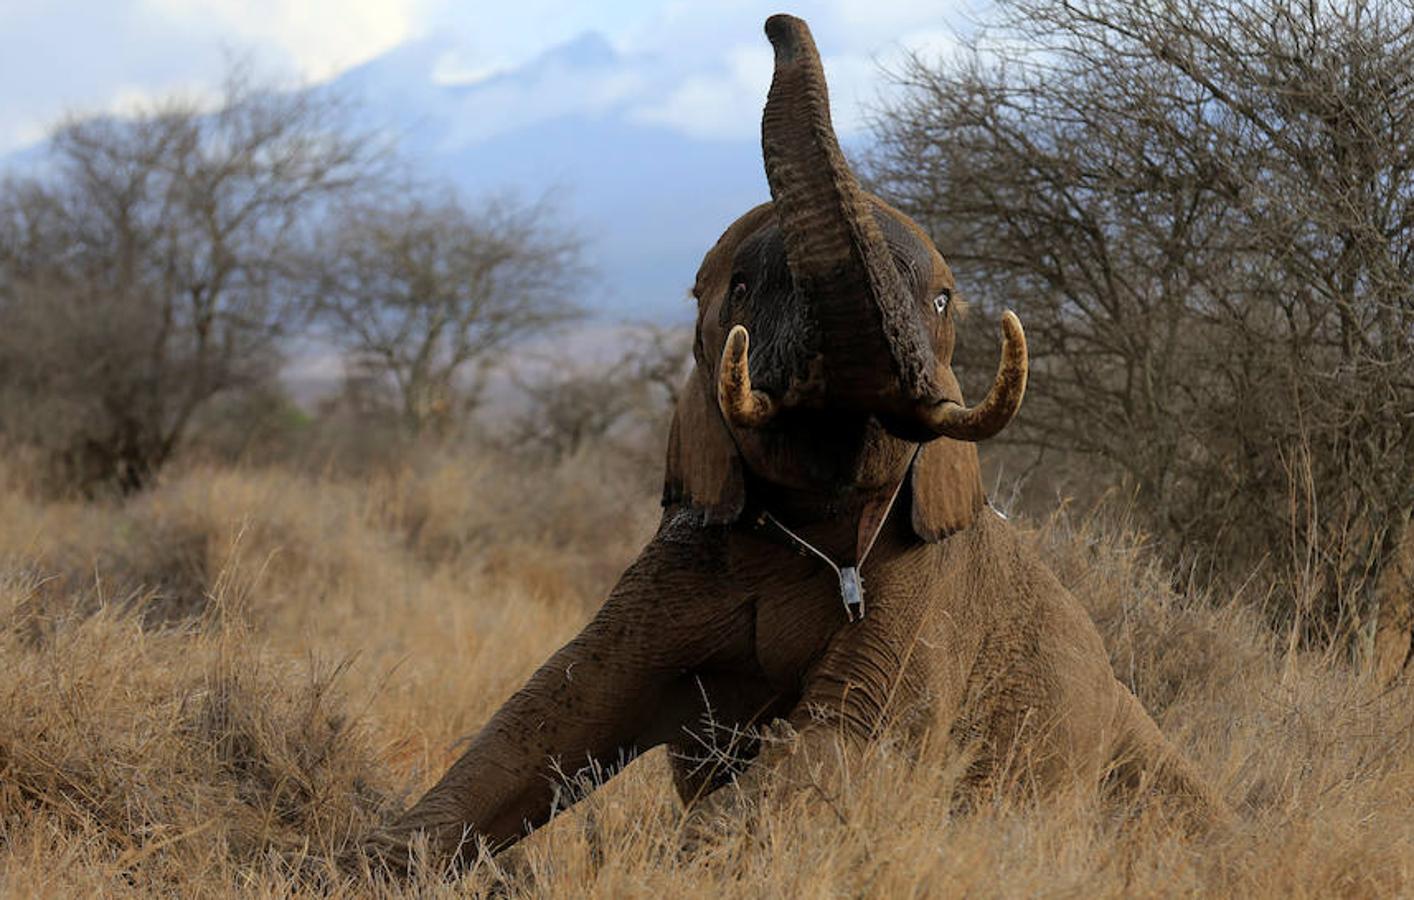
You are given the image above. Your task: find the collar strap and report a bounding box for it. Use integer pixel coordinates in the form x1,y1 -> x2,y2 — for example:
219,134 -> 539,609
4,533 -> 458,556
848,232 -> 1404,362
749,446 -> 920,622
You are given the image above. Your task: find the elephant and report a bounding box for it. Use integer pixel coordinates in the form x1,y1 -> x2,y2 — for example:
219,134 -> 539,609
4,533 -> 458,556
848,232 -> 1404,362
362,14 -> 1227,874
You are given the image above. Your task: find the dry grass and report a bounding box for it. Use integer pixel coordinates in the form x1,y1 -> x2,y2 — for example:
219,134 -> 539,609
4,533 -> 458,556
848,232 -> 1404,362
0,448 -> 1410,897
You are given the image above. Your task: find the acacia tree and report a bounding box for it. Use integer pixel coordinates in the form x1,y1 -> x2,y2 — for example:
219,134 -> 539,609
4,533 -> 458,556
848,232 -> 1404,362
869,0 -> 1414,675
312,194 -> 582,437
0,71 -> 379,492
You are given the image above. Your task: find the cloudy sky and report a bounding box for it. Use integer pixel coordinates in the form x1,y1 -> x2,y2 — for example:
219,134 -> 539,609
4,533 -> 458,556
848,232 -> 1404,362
0,0 -> 975,154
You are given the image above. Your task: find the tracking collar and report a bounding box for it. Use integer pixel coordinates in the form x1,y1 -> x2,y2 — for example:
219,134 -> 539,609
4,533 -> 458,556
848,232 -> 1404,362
748,446 -> 920,622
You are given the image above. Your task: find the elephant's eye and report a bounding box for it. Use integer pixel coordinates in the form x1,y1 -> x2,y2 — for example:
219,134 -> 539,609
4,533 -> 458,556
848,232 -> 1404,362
720,279 -> 749,328
933,289 -> 952,315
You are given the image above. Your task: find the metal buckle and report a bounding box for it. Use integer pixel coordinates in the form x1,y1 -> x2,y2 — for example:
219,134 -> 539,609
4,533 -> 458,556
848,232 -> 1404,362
838,566 -> 864,622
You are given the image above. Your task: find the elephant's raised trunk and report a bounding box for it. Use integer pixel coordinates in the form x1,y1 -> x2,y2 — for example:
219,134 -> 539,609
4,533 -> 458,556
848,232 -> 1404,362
760,14 -> 938,407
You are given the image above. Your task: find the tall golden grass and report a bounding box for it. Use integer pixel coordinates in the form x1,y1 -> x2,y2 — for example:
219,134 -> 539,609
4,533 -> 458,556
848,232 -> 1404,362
0,448 -> 1409,896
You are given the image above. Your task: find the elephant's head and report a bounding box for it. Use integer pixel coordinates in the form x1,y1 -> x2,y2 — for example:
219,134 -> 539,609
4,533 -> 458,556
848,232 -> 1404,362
665,14 -> 1027,540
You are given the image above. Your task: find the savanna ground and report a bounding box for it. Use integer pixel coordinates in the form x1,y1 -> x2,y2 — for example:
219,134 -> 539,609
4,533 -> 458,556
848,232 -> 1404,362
0,441 -> 1410,897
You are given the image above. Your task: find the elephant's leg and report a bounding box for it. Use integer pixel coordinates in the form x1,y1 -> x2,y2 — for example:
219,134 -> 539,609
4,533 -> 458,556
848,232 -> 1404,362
684,610 -> 937,827
645,670 -> 791,808
671,697 -> 871,847
360,530 -> 751,874
1104,682 -> 1232,832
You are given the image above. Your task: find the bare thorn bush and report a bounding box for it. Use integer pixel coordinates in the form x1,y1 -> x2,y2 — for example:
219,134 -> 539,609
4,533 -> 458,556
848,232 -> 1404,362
869,0 -> 1414,676
310,192 -> 585,439
0,66 -> 382,494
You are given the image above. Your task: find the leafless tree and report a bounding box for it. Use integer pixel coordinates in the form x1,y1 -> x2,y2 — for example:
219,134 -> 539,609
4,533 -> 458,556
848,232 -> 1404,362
508,323 -> 691,461
310,194 -> 583,437
869,0 -> 1414,674
617,322 -> 692,414
510,360 -> 640,461
0,69 -> 380,492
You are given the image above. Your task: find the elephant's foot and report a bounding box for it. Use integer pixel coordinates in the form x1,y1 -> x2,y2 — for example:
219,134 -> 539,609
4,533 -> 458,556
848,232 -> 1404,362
343,821 -> 481,882
1112,751 -> 1234,835
670,719 -> 789,851
675,718 -> 868,852
342,826 -> 416,880
1105,689 -> 1234,835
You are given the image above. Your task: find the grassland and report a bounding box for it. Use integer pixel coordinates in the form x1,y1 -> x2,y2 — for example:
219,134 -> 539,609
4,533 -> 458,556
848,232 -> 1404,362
0,447 -> 1409,897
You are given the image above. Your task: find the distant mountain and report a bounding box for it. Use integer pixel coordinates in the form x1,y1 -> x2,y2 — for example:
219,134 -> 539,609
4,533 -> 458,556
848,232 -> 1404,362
331,31 -> 775,323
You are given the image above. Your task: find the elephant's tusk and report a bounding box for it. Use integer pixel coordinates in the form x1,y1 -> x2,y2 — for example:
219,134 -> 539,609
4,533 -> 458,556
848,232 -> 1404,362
718,325 -> 778,428
923,310 -> 1028,442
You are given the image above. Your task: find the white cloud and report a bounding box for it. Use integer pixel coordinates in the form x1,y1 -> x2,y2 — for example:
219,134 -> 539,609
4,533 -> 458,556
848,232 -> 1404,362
107,80 -> 224,117
0,0 -> 972,155
428,53 -> 502,88
137,0 -> 418,81
618,0 -> 970,141
829,0 -> 976,40
4,119 -> 50,156
440,51 -> 649,148
0,0 -> 421,153
629,44 -> 771,139
895,27 -> 965,60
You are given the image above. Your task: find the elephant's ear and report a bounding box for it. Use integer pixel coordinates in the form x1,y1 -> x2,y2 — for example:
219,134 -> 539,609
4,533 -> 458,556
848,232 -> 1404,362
909,437 -> 985,541
663,364 -> 745,524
